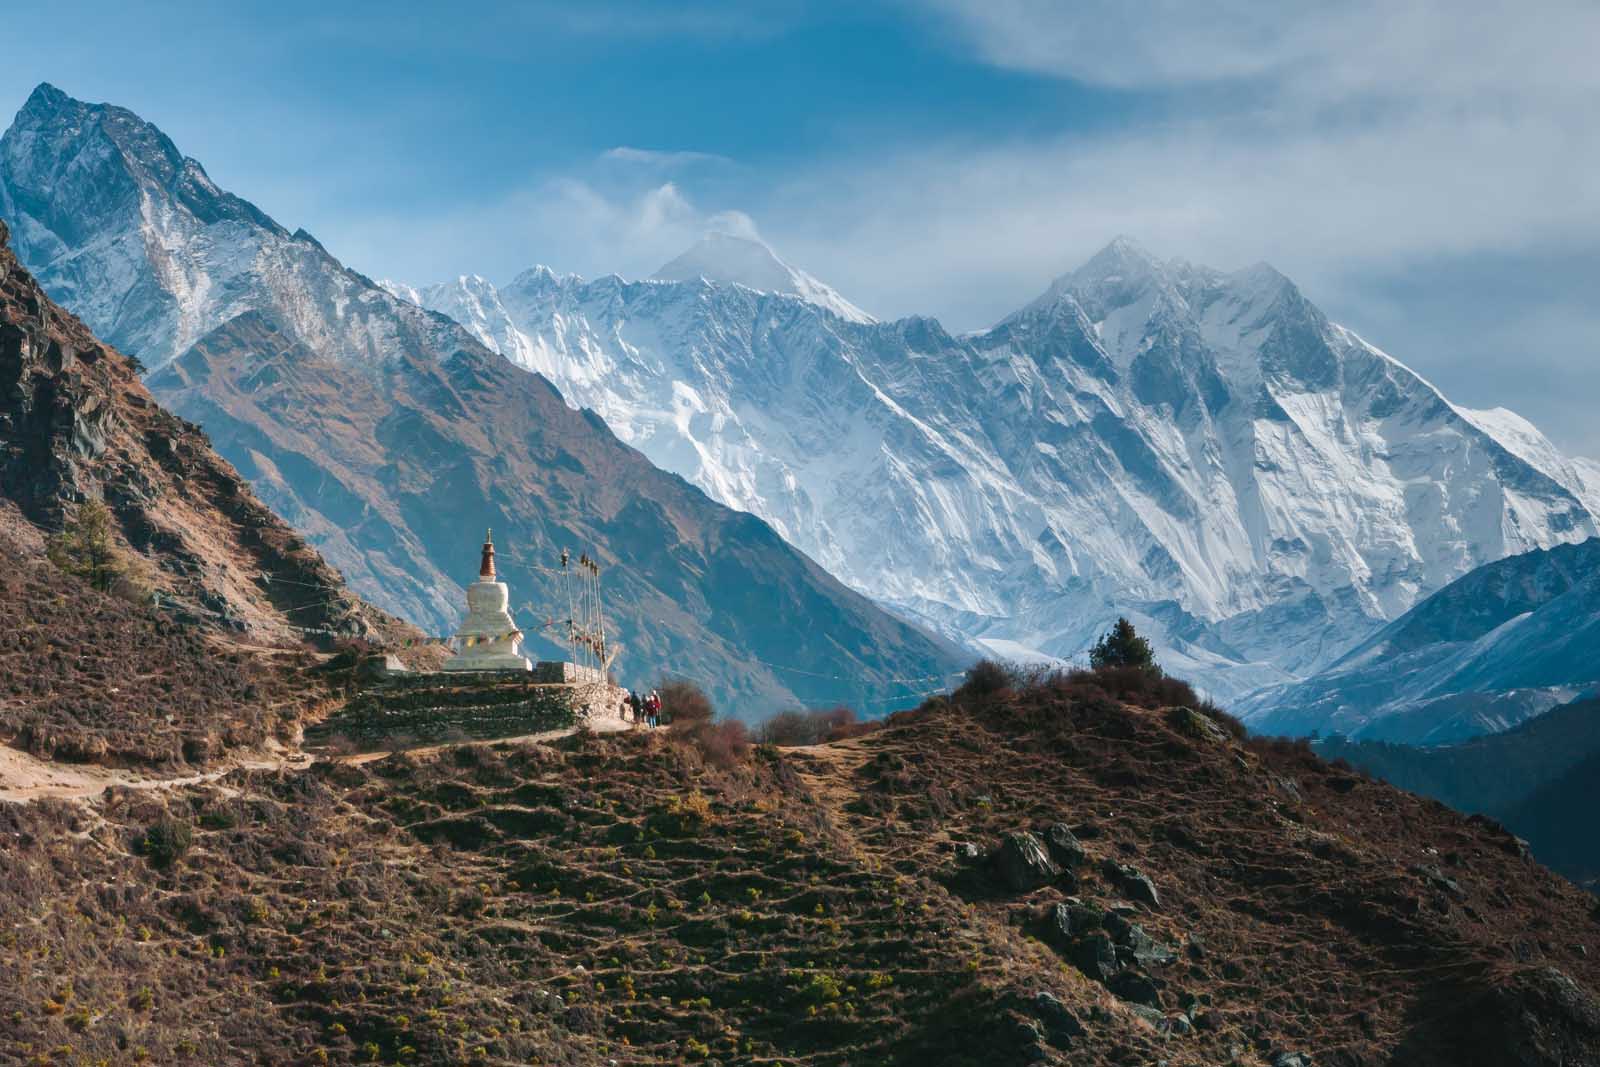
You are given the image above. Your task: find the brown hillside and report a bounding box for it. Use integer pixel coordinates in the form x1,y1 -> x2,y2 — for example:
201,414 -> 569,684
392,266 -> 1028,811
0,218 -> 409,646
0,506 -> 302,767
3,676 -> 1598,1065
147,307 -> 967,717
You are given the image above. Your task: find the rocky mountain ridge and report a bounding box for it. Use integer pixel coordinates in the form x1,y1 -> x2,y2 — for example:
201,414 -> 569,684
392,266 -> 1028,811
0,215 -> 398,644
0,83 -> 464,373
10,80 -> 1600,715
392,236 -> 1600,701
1242,537 -> 1600,742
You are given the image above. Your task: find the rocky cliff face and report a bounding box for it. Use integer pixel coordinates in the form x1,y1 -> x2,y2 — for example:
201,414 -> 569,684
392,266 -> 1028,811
0,84 -> 967,715
0,217 -> 399,643
395,238 -> 1600,701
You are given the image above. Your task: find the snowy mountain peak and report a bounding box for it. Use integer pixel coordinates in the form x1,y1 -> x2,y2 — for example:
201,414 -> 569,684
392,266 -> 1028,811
653,231 -> 875,324
345,223 -> 1600,704
20,81 -> 70,119
0,84 -> 469,371
1016,237 -> 1176,321
512,264 -> 561,285
7,83 -> 285,241
377,279 -> 423,305
1072,235 -> 1164,283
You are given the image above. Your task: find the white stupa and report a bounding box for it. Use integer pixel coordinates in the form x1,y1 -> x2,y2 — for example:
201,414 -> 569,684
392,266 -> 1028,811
443,530 -> 532,672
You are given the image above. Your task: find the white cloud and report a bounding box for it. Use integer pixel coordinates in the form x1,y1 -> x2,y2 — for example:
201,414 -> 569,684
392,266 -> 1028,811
769,102 -> 1599,333
339,2 -> 1600,453
922,0 -> 1600,102
738,4 -> 1591,316
532,179 -> 760,274
600,146 -> 735,169
349,175 -> 761,290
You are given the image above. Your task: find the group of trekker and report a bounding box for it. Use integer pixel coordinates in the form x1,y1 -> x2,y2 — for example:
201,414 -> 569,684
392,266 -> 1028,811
623,688 -> 662,727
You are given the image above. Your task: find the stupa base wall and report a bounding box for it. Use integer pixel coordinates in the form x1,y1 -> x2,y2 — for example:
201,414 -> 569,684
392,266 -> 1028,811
441,652 -> 532,672
307,662 -> 630,752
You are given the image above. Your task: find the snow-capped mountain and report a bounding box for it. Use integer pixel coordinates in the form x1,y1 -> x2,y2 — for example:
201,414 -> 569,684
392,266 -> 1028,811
653,232 -> 875,324
0,83 -> 968,715
389,237 -> 1600,700
1243,537 -> 1600,743
0,84 -> 464,373
11,79 -> 1596,712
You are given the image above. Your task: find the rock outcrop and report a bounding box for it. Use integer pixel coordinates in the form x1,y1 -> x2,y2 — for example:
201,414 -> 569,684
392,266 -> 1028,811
0,218 -> 403,643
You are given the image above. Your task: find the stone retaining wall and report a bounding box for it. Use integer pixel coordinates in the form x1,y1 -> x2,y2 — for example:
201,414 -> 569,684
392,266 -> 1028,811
308,673 -> 622,750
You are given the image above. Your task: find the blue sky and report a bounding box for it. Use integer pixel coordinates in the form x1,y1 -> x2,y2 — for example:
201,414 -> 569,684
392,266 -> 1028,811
3,0 -> 1598,455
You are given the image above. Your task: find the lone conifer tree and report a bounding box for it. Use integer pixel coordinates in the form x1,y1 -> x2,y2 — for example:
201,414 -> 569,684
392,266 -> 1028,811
47,500 -> 122,591
47,500 -> 145,596
1089,617 -> 1157,672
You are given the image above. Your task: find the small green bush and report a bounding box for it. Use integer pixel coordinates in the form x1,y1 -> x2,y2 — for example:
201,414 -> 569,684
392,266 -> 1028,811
139,817 -> 193,866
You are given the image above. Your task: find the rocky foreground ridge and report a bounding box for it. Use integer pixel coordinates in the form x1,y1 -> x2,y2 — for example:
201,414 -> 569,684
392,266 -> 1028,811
0,216 -> 403,645
0,214 -> 425,766
4,666 -> 1600,1065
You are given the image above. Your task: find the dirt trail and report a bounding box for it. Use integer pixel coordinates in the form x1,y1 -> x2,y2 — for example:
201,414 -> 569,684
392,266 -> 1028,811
0,741 -> 302,804
0,714 -> 636,804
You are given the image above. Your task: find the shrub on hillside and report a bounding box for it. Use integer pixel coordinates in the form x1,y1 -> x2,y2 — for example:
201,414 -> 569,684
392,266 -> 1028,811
658,680 -> 750,769
1063,665 -> 1199,709
658,679 -> 714,727
945,644 -> 1247,738
139,817 -> 193,867
954,659 -> 1016,701
757,706 -> 860,747
47,499 -> 153,603
695,720 -> 751,770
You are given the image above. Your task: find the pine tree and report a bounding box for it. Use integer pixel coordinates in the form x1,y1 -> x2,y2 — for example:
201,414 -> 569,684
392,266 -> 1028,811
47,500 -> 130,593
1089,617 -> 1158,673
47,501 -> 155,603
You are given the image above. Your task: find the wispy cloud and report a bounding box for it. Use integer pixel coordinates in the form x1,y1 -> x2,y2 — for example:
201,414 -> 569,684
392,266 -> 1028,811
922,0 -> 1600,102
268,1 -> 1600,454
600,146 -> 736,170
533,178 -> 760,274
354,175 -> 759,290
850,0 -> 1600,315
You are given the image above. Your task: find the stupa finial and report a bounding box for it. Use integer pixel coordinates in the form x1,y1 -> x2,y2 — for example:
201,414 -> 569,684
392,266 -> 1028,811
480,528 -> 496,579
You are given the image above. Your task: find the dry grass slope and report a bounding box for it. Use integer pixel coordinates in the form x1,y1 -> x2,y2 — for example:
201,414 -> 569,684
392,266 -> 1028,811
0,517 -> 315,768
3,671 -> 1599,1065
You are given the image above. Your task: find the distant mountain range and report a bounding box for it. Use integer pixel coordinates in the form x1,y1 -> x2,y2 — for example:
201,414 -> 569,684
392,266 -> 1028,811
7,80 -> 1599,723
0,83 -> 965,716
1317,694 -> 1600,885
386,232 -> 1600,701
1243,537 -> 1600,742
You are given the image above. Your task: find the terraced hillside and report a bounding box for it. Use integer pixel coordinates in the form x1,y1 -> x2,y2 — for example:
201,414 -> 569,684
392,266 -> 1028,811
4,672 -> 1599,1065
